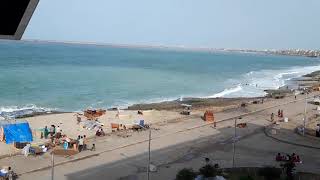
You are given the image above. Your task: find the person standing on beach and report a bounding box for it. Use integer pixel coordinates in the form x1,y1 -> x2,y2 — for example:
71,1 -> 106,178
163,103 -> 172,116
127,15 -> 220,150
49,125 -> 55,137
76,115 -> 81,124
56,126 -> 61,134
7,167 -> 13,180
44,126 -> 49,139
78,136 -> 84,152
83,135 -> 87,150
53,125 -> 56,135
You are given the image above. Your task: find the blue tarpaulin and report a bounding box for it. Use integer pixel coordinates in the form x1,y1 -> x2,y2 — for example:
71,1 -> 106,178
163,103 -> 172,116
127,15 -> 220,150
0,120 -> 33,144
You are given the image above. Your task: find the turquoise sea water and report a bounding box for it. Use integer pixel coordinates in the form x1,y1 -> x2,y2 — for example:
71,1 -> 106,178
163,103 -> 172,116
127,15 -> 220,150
1,40 -> 320,116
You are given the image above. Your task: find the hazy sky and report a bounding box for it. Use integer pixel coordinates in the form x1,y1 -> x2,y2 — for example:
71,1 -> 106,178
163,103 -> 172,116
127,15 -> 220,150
24,0 -> 320,49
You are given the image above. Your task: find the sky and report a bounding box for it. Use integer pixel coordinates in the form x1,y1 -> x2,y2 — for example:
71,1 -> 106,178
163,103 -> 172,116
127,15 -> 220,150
24,0 -> 320,49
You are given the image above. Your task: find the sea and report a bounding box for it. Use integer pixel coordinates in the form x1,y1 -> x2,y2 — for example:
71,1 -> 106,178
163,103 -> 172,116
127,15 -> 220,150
1,40 -> 320,117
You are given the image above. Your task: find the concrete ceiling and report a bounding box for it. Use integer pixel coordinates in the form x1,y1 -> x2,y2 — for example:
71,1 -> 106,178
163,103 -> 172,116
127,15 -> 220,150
0,0 -> 39,40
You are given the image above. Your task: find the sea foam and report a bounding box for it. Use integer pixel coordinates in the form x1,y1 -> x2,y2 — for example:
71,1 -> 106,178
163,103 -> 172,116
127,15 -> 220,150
0,105 -> 55,118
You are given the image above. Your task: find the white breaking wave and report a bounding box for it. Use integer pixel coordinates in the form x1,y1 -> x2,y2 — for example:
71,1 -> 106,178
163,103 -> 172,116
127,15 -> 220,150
209,84 -> 243,98
107,64 -> 320,106
208,64 -> 320,98
0,105 -> 55,118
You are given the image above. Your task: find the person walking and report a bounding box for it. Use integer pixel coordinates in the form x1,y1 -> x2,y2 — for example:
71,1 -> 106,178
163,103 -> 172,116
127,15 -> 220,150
83,135 -> 87,150
78,136 -> 84,152
271,113 -> 275,122
8,167 -> 14,180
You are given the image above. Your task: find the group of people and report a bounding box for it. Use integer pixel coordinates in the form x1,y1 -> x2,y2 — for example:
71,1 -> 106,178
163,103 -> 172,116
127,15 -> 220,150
270,109 -> 285,122
43,125 -> 63,140
76,135 -> 87,152
277,109 -> 284,118
62,134 -> 96,152
42,124 -> 94,153
276,153 -> 302,163
95,127 -> 105,137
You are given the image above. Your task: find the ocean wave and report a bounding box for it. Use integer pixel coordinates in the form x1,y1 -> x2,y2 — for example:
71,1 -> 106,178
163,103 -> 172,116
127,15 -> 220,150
0,105 -> 55,118
208,84 -> 242,98
207,64 -> 320,98
2,65 -> 320,112
83,64 -> 320,108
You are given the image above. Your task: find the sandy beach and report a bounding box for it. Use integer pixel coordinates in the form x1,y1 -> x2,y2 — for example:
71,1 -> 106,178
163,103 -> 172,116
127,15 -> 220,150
1,70 -> 320,179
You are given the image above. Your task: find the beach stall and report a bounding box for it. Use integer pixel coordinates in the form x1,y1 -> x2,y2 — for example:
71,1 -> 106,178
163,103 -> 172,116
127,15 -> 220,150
111,119 -> 147,132
203,110 -> 214,122
0,120 -> 33,145
84,109 -> 106,120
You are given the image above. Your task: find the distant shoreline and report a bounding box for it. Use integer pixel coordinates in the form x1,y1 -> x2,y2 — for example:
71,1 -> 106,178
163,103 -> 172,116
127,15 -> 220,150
4,38 -> 319,58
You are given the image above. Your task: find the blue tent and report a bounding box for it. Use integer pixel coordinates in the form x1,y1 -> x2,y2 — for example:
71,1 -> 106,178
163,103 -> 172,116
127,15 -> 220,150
0,120 -> 33,144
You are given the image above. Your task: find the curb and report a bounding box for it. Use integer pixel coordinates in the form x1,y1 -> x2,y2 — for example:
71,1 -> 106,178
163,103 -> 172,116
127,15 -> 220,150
295,126 -> 320,141
263,126 -> 320,150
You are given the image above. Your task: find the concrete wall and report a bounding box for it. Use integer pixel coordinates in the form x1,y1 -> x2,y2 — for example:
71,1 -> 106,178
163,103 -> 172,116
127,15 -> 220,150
0,0 -> 39,40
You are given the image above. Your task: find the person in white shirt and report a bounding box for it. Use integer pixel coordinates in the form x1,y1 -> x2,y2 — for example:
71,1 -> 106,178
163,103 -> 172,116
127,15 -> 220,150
56,126 -> 61,133
78,136 -> 84,152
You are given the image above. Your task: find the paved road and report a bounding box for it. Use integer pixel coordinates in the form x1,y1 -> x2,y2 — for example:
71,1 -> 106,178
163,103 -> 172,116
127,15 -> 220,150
20,122 -> 320,180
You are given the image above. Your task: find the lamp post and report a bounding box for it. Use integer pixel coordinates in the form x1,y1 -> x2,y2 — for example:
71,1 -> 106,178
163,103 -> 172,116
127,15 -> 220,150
51,152 -> 54,180
138,124 -> 151,180
232,118 -> 236,168
303,91 -> 308,136
147,128 -> 151,180
233,117 -> 242,168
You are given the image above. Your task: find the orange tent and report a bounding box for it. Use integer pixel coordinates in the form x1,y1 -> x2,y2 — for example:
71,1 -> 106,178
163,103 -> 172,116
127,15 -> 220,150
204,110 -> 214,122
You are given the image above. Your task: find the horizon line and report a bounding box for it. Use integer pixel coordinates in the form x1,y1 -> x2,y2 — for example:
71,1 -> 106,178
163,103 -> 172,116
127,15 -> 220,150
3,38 -> 319,52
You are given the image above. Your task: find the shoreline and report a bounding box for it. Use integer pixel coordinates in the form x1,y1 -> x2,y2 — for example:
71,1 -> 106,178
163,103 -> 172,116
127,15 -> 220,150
125,70 -> 320,111
2,70 -> 320,119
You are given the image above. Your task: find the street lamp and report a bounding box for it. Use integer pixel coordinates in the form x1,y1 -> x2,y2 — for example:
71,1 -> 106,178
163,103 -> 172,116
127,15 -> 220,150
137,124 -> 151,180
303,91 -> 308,136
147,128 -> 151,180
51,152 -> 54,180
232,117 -> 242,168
